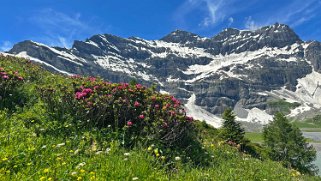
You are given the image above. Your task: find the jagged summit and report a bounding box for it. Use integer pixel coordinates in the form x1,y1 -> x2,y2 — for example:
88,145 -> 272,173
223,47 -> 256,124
160,30 -> 203,44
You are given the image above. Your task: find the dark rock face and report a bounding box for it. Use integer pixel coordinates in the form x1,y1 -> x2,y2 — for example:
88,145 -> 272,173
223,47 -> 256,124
305,41 -> 321,73
7,23 -> 321,117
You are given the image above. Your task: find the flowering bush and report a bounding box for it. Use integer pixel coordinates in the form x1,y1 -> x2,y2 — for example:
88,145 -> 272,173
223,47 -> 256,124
40,76 -> 195,149
0,67 -> 25,110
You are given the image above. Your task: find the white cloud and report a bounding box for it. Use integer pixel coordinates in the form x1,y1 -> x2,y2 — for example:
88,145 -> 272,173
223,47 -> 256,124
256,0 -> 321,28
176,0 -> 321,32
176,0 -> 239,28
228,17 -> 234,26
244,16 -> 258,30
0,41 -> 13,51
28,9 -> 105,48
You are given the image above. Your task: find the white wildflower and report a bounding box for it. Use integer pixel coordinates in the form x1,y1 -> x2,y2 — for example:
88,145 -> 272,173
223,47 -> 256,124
56,143 -> 65,148
76,162 -> 86,169
175,156 -> 181,161
95,151 -> 103,155
74,149 -> 80,155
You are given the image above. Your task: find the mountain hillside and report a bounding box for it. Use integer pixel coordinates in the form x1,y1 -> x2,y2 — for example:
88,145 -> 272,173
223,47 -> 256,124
5,23 -> 321,127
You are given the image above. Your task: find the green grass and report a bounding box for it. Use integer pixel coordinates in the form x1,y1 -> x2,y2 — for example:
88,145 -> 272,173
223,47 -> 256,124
292,115 -> 321,133
1,55 -> 320,180
267,99 -> 300,115
245,132 -> 264,143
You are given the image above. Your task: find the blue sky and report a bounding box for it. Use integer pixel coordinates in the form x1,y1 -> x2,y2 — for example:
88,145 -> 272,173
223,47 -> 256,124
1,0 -> 321,51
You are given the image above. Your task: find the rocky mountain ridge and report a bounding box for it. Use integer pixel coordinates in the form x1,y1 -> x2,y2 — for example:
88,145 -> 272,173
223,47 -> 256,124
4,23 -> 321,127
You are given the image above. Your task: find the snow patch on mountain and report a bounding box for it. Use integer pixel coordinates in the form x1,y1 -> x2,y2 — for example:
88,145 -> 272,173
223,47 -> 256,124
148,40 -> 215,59
236,108 -> 273,124
93,55 -> 153,81
16,51 -> 73,75
183,45 -> 302,82
268,70 -> 321,117
185,94 -> 222,128
30,41 -> 85,65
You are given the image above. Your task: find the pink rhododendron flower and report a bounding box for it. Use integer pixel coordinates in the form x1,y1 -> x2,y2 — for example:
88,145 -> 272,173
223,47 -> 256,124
75,92 -> 84,99
127,121 -> 133,127
18,76 -> 24,81
83,88 -> 93,94
134,101 -> 140,107
135,84 -> 143,89
2,75 -> 9,79
154,104 -> 160,109
138,114 -> 145,119
88,77 -> 96,82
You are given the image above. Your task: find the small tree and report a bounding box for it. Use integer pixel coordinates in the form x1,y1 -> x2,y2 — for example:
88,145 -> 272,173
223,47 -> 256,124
221,108 -> 245,144
263,113 -> 317,174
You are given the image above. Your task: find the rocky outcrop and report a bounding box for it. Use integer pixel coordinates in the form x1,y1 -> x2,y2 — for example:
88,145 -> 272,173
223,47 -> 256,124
305,41 -> 321,73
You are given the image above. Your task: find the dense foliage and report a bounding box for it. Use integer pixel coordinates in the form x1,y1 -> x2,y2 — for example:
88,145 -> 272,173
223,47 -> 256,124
263,112 -> 318,174
0,55 -> 320,180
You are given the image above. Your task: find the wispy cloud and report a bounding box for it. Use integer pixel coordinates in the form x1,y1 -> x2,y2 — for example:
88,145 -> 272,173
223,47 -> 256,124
175,0 -> 240,28
0,41 -> 13,51
199,0 -> 225,27
28,9 -> 106,48
264,0 -> 321,27
244,16 -> 258,30
176,0 -> 321,32
228,17 -> 234,27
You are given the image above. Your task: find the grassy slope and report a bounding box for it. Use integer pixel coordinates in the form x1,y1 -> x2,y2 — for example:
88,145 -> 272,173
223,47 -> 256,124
293,115 -> 321,132
0,56 -> 320,180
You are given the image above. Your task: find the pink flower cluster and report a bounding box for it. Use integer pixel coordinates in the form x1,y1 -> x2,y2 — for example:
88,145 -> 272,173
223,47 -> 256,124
75,87 -> 94,100
135,84 -> 143,89
134,101 -> 140,107
0,68 -> 24,81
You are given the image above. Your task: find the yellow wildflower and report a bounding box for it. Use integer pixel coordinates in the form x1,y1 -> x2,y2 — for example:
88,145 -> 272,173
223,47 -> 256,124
80,169 -> 85,173
39,176 -> 46,181
90,171 -> 95,175
2,157 -> 8,161
77,176 -> 82,181
48,177 -> 53,181
43,168 -> 50,173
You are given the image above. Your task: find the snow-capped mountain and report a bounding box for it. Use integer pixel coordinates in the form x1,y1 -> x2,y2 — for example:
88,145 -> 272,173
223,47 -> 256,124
5,23 -> 321,127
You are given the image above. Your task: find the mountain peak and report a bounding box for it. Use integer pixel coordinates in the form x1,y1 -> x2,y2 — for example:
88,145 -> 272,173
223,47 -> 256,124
160,30 -> 202,44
